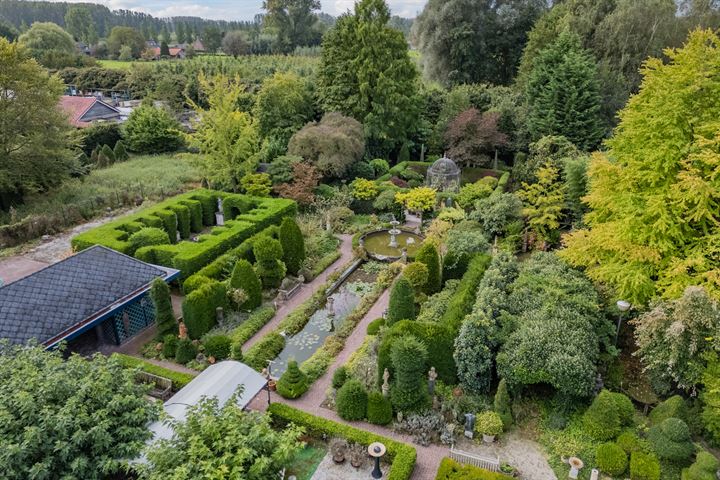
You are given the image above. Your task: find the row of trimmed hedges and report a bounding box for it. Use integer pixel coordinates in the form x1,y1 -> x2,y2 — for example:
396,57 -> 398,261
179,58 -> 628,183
72,189 -> 296,278
268,403 -> 416,480
440,253 -> 492,333
112,353 -> 196,391
230,306 -> 276,346
244,332 -> 286,371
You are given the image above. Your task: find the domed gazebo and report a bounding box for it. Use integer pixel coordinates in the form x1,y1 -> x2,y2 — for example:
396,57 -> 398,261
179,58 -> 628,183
426,155 -> 461,192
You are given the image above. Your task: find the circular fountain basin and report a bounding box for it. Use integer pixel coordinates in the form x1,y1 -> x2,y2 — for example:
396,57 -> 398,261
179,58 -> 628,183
361,229 -> 424,261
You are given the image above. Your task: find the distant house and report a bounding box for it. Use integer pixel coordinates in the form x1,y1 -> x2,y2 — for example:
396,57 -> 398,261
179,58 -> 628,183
0,246 -> 179,352
149,46 -> 186,59
58,95 -> 121,128
146,39 -> 160,49
191,39 -> 205,53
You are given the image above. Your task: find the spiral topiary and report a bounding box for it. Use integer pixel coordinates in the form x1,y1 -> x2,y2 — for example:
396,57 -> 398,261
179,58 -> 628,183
276,360 -> 309,399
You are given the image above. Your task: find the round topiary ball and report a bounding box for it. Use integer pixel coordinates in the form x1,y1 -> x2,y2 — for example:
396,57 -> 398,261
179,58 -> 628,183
596,442 -> 628,476
336,379 -> 368,421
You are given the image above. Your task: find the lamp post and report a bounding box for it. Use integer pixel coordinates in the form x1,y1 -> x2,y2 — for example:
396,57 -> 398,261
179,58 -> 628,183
368,442 -> 386,479
615,300 -> 631,346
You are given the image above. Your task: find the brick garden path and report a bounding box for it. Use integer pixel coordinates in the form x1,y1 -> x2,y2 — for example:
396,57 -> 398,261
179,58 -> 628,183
248,286 -> 449,480
243,234 -> 355,350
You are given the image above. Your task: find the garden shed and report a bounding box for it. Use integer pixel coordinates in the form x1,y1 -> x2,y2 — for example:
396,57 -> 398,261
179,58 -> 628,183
147,361 -> 268,443
0,245 -> 179,350
426,155 -> 461,192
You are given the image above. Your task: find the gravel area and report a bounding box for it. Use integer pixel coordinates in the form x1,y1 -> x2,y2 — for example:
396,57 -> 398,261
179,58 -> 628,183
310,451 -> 380,480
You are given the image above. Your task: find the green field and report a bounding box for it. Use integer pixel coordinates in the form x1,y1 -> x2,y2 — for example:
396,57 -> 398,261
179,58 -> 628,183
97,59 -> 139,70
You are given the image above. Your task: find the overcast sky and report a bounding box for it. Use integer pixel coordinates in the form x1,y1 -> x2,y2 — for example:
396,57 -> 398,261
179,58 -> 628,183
49,0 -> 426,21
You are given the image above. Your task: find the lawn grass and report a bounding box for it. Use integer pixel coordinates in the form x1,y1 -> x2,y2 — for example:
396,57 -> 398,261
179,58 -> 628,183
97,60 -> 137,70
1,153 -> 200,225
286,442 -> 326,480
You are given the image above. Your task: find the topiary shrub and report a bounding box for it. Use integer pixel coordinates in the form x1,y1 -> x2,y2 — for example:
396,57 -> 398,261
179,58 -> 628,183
494,379 -> 513,429
403,262 -> 429,291
648,417 -> 695,463
332,366 -> 348,389
279,217 -> 306,276
150,277 -> 177,335
390,335 -> 429,412
100,144 -> 116,165
630,451 -> 661,480
370,158 -> 390,177
617,431 -> 648,454
682,451 -> 720,480
583,390 -> 635,441
367,391 -> 393,425
277,360 -> 309,399
596,442 -> 628,476
229,259 -> 262,310
367,318 -> 385,335
650,395 -> 687,425
113,140 -> 129,161
175,338 -> 197,364
129,227 -> 170,255
203,335 -> 231,360
387,276 -> 416,326
336,379 -> 368,421
475,411 -> 504,437
162,334 -> 178,358
253,237 -> 286,288
230,339 -> 243,361
415,241 -> 441,294
181,280 -> 229,339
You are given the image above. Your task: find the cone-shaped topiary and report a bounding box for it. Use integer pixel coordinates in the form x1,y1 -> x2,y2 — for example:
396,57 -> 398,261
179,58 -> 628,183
332,366 -> 348,389
336,379 -> 368,421
229,259 -> 262,310
113,140 -> 129,161
231,339 -> 244,361
494,378 -> 513,428
175,337 -> 197,364
387,276 -> 415,326
253,237 -> 287,288
277,360 -> 309,399
415,241 -> 442,294
391,335 -> 429,412
90,146 -> 100,165
151,277 -> 177,335
367,391 -> 393,425
101,144 -> 116,165
279,217 -> 305,276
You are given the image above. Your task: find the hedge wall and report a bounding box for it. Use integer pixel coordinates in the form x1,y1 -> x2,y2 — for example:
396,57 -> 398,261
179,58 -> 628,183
268,403 -> 416,480
112,353 -> 196,391
244,332 -> 286,371
72,189 -> 296,278
440,253 -> 492,333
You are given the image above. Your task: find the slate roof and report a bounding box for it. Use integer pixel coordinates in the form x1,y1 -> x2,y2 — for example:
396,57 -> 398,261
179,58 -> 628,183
0,246 -> 173,346
58,96 -> 120,128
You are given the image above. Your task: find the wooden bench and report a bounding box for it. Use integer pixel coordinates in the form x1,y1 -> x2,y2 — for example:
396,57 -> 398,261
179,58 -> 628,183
136,371 -> 172,401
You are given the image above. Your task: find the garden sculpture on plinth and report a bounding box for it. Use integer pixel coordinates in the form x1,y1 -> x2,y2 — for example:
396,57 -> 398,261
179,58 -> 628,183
382,368 -> 390,397
464,413 -> 476,439
428,366 -> 438,395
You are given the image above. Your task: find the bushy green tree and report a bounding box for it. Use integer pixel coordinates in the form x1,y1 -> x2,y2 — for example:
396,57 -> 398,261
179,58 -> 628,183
221,30 -> 249,57
390,335 -> 429,412
253,237 -> 286,288
525,31 -> 604,150
471,193 -> 523,240
0,19 -> 19,41
276,360 -> 309,399
229,259 -> 262,310
632,287 -> 720,393
0,39 -> 74,209
518,161 -> 566,250
64,6 -> 97,44
279,217 -> 305,276
0,345 -> 158,480
140,393 -> 303,479
18,22 -> 75,55
107,26 -> 145,58
175,337 -> 197,364
318,0 -> 419,154
240,173 -> 272,197
387,276 -> 416,325
203,335 -> 232,360
262,0 -> 321,53
560,29 -> 720,304
415,241 -> 442,294
150,277 -> 177,335
454,308 -> 495,393
123,105 -> 182,154
188,74 -> 259,190
254,72 -> 314,149
336,379 -> 368,421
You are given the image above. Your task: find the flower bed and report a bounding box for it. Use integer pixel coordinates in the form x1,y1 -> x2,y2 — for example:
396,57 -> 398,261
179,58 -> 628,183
268,403 -> 416,480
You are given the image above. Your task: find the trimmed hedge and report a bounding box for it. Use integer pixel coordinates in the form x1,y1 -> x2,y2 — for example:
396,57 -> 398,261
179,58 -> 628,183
203,335 -> 232,360
435,458 -> 513,479
440,253 -> 492,333
229,306 -> 276,346
112,353 -> 196,391
367,391 -> 393,425
245,332 -> 286,371
181,280 -> 228,339
268,403 -> 416,480
72,189 -> 296,278
129,227 -> 170,255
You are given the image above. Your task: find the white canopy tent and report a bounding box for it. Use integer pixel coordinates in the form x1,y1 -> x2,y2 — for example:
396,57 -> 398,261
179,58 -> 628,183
147,360 -> 268,443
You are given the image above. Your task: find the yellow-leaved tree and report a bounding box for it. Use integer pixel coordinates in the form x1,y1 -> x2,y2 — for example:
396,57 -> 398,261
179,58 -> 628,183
560,29 -> 720,304
517,161 -> 565,251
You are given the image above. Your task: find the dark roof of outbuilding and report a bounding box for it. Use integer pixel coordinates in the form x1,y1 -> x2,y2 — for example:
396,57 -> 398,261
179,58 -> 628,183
0,246 -> 173,346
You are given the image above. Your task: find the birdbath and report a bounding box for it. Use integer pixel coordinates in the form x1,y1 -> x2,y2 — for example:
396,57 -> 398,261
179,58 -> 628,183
568,457 -> 584,479
388,220 -> 401,248
368,442 -> 386,479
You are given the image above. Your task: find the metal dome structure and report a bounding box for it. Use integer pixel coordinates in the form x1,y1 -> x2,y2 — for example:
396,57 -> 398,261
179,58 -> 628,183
426,155 -> 461,192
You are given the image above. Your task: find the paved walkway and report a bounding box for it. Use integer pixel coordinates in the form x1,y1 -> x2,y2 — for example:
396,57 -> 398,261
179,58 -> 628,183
0,257 -> 49,284
243,234 -> 354,350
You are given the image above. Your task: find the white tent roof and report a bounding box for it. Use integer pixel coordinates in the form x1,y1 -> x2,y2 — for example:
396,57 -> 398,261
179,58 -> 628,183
147,360 -> 268,443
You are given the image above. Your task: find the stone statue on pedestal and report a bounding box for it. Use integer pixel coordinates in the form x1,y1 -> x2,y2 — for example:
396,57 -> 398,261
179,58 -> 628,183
382,368 -> 391,398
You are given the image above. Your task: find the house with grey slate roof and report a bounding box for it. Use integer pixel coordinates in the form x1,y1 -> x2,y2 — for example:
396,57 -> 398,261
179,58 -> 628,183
0,245 -> 179,350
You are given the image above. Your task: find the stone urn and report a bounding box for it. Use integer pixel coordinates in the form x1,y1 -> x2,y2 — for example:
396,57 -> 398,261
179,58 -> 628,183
330,438 -> 348,464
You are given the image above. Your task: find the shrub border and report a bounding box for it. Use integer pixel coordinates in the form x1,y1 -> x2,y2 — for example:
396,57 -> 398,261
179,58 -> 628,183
112,353 -> 196,391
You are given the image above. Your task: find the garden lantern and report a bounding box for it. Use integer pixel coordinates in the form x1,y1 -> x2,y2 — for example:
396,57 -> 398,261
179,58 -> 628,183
368,442 -> 385,478
614,300 -> 631,346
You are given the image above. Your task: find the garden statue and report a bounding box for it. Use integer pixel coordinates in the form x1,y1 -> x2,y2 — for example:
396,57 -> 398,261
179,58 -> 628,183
215,198 -> 224,226
216,307 -> 224,327
178,321 -> 188,339
401,247 -> 407,263
382,368 -> 391,397
428,366 -> 438,395
464,413 -> 476,439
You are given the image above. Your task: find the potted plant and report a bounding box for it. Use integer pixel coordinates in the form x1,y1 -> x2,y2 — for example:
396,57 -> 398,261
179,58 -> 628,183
348,443 -> 366,468
475,411 -> 503,443
330,438 -> 348,464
